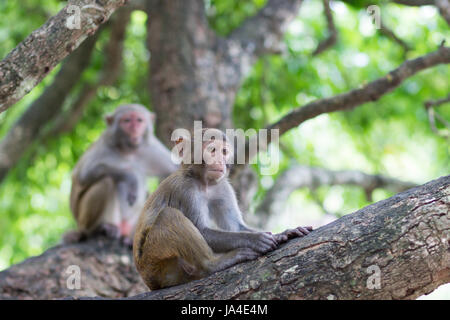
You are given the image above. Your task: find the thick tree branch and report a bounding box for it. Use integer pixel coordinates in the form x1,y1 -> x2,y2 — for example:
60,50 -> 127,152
0,0 -> 127,113
265,45 -> 450,144
0,176 -> 447,300
0,33 -> 100,184
0,237 -> 147,299
228,0 -> 303,57
254,165 -> 418,225
44,8 -> 131,137
436,0 -> 450,25
312,0 -> 338,56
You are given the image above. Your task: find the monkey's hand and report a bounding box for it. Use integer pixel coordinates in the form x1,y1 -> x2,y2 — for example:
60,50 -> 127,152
247,232 -> 278,254
234,248 -> 261,262
274,226 -> 313,244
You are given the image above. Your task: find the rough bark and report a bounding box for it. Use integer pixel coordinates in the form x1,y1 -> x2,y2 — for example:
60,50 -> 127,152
0,237 -> 146,299
229,45 -> 450,180
0,0 -> 126,113
0,176 -> 448,300
43,8 -> 131,138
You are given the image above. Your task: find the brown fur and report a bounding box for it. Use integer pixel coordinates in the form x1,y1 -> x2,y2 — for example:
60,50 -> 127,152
134,207 -> 216,289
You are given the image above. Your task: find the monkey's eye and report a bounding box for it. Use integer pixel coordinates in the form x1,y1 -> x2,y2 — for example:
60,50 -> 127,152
123,118 -> 131,123
137,118 -> 143,123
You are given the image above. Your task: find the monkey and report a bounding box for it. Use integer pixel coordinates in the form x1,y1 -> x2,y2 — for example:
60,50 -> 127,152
66,104 -> 178,244
133,128 -> 312,290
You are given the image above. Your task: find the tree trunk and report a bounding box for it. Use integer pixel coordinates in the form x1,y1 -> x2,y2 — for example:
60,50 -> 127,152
146,0 -> 303,147
1,175 -> 448,300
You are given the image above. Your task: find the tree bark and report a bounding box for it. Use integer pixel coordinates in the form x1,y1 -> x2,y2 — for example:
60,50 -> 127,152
0,175 -> 448,300
0,0 -> 127,113
0,33 -> 100,184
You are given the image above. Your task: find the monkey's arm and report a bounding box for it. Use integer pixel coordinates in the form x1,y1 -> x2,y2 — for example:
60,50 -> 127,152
78,163 -> 131,186
141,138 -> 178,178
200,227 -> 277,254
208,183 -> 258,233
78,163 -> 138,206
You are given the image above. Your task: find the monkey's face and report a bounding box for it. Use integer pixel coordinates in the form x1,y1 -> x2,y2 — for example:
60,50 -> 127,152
203,140 -> 232,183
119,111 -> 148,146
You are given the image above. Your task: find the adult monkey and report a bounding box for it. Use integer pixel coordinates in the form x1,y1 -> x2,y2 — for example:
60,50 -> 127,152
66,104 -> 177,244
134,128 -> 312,289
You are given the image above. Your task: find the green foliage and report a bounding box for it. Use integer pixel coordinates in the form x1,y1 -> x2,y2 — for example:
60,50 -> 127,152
0,0 -> 449,270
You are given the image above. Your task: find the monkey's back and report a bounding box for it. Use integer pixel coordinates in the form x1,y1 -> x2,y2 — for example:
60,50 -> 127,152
133,171 -> 213,289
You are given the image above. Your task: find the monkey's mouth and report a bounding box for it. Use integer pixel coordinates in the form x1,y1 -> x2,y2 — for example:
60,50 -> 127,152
129,137 -> 141,145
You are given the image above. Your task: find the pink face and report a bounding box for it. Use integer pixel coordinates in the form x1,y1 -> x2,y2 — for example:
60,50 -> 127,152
203,140 -> 232,182
119,111 -> 148,145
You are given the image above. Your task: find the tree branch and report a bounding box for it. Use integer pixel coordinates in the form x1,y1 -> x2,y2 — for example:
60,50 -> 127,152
380,20 -> 411,53
436,0 -> 450,25
228,0 -> 303,57
424,94 -> 450,138
254,165 -> 417,225
265,45 -> 450,143
44,8 -> 131,137
312,0 -> 338,56
0,0 -> 127,113
0,33 -> 101,184
393,0 -> 435,6
1,176 -> 447,300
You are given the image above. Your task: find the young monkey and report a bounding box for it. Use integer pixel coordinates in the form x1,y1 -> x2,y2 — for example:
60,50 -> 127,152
133,128 -> 312,289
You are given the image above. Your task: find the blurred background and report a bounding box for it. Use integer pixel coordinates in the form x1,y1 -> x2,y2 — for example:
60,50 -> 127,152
0,0 -> 448,298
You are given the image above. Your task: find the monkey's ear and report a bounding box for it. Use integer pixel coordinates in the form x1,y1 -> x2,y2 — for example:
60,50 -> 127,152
174,135 -> 191,162
105,114 -> 114,126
